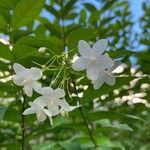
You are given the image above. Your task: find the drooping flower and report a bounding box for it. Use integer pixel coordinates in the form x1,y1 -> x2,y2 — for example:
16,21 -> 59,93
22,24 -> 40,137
72,39 -> 114,80
36,87 -> 65,115
13,63 -> 42,97
92,61 -> 121,89
58,100 -> 80,117
37,87 -> 80,114
25,87 -> 80,124
23,101 -> 53,125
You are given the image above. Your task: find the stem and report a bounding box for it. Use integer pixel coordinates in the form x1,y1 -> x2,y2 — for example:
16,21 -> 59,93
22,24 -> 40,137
59,0 -> 97,147
60,0 -> 66,50
21,92 -> 25,150
72,80 -> 98,147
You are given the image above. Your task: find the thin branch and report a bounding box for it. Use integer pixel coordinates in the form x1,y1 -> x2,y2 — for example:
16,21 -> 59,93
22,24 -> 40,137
60,0 -> 66,50
59,0 -> 97,147
21,91 -> 25,150
71,80 -> 98,147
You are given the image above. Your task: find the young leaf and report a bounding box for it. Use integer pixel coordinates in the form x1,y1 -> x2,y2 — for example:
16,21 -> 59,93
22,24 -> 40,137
11,0 -> 45,28
0,42 -> 13,60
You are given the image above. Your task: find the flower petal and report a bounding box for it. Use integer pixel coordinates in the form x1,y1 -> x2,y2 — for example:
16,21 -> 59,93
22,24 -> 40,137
54,88 -> 65,98
13,63 -> 26,74
105,73 -> 116,86
97,53 -> 114,70
42,108 -> 53,125
36,111 -> 47,122
33,82 -> 43,94
23,84 -> 33,97
48,104 -> 59,116
72,57 -> 89,71
57,100 -> 70,111
110,60 -> 121,72
69,105 -> 80,111
86,62 -> 100,80
13,75 -> 25,86
93,74 -> 105,89
92,39 -> 108,56
78,40 -> 92,57
34,96 -> 48,107
40,87 -> 53,96
23,107 -> 36,115
31,67 -> 42,80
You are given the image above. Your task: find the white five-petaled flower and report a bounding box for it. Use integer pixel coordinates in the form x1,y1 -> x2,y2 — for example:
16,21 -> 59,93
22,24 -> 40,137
23,87 -> 80,125
13,63 -> 42,97
37,87 -> 80,115
72,39 -> 114,80
23,101 -> 53,125
93,61 -> 121,89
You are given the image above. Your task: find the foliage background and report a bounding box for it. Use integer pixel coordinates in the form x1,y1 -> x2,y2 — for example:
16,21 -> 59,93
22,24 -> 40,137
0,0 -> 149,149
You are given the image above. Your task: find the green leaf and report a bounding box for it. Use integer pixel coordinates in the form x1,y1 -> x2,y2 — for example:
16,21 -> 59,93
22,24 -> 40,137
34,25 -> 46,39
112,124 -> 133,131
84,3 -> 97,12
0,42 -> 13,60
86,111 -> 143,123
109,49 -> 137,58
103,1 -> 116,11
79,10 -> 86,24
59,140 -> 81,150
66,12 -> 78,20
32,141 -> 56,150
11,0 -> 45,28
68,28 -> 96,50
0,81 -> 20,93
0,107 -> 7,121
0,15 -> 7,29
0,0 -> 20,9
44,21 -> 62,38
63,0 -> 77,17
13,36 -> 63,60
44,4 -> 60,18
82,77 -> 134,104
0,61 -> 10,71
10,29 -> 33,42
3,106 -> 20,122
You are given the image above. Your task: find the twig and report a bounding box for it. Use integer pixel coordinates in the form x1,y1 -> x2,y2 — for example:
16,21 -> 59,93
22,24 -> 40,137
21,91 -> 25,150
59,0 -> 97,147
71,80 -> 98,147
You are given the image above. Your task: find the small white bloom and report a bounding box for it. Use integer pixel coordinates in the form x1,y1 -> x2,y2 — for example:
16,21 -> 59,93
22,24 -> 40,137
35,87 -> 80,121
23,101 -> 53,124
58,100 -> 80,117
13,63 -> 42,97
38,47 -> 46,53
93,61 -> 121,89
72,39 -> 114,80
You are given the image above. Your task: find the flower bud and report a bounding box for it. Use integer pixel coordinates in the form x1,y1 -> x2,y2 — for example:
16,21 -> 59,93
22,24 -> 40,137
38,47 -> 46,53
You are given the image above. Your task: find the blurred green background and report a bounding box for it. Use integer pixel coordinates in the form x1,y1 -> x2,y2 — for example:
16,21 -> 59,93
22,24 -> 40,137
0,0 -> 149,149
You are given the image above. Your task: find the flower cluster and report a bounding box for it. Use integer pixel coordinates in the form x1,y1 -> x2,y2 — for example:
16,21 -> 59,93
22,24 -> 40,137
72,39 -> 120,89
12,39 -> 120,125
13,63 -> 79,125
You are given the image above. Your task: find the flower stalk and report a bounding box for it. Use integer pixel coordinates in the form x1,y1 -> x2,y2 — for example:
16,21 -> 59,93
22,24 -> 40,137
71,79 -> 98,147
21,92 -> 25,150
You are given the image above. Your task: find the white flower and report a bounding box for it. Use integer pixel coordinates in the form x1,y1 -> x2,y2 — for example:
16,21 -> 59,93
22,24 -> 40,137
38,47 -> 46,53
72,39 -> 114,80
36,87 -> 65,115
23,101 -> 53,125
58,100 -> 80,117
93,61 -> 121,89
13,63 -> 42,97
37,87 -> 80,114
34,87 -> 80,122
